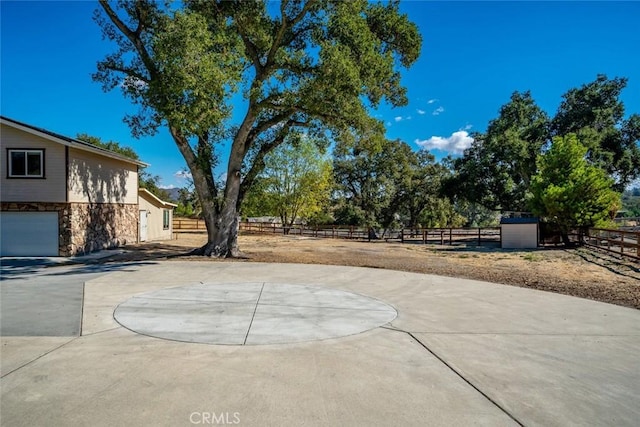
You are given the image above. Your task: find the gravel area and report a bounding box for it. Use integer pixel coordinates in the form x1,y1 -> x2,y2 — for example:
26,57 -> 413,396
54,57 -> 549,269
97,232 -> 640,310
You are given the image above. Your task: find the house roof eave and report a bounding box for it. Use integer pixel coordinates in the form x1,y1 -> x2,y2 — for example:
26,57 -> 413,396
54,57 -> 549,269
1,116 -> 149,167
139,188 -> 178,208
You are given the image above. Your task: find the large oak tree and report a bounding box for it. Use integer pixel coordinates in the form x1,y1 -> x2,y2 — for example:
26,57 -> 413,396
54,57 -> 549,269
94,0 -> 421,256
445,91 -> 549,212
551,74 -> 640,191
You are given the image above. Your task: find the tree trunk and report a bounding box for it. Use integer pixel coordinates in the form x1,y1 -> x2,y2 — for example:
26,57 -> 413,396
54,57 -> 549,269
170,127 -> 244,258
191,205 -> 243,257
577,226 -> 588,245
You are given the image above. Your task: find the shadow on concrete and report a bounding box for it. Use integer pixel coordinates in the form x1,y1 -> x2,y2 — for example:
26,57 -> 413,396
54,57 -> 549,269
42,261 -> 159,277
0,259 -> 159,280
0,258 -> 67,280
91,242 -> 194,264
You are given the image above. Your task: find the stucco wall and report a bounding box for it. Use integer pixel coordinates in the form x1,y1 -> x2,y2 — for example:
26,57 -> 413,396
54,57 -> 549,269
139,195 -> 174,241
0,124 -> 67,203
68,147 -> 138,204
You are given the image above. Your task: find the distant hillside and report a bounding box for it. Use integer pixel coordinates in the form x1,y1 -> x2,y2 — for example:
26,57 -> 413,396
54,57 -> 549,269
622,187 -> 640,217
164,187 -> 183,203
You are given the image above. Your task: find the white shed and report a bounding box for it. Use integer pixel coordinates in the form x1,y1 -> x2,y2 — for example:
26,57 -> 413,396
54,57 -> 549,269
138,189 -> 177,242
500,217 -> 539,249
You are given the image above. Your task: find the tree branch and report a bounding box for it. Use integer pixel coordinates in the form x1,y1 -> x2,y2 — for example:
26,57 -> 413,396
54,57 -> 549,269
197,134 -> 220,212
238,31 -> 264,76
98,0 -> 158,78
239,117 -> 309,203
291,0 -> 318,28
244,111 -> 310,156
104,63 -> 149,83
265,0 -> 317,74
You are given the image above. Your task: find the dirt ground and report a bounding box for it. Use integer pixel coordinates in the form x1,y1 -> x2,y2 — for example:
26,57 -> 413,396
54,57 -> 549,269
98,232 -> 640,310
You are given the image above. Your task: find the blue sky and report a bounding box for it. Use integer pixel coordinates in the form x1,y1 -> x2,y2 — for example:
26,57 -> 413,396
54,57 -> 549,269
2,1 -> 639,189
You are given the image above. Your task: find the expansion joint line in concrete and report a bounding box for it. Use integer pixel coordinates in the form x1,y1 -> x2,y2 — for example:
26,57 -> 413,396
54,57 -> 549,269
243,283 -> 265,345
79,282 -> 86,336
381,326 -> 525,427
0,338 -> 77,379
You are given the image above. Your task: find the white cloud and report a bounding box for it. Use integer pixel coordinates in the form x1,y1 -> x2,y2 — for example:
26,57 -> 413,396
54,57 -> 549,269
463,124 -> 473,131
432,106 -> 445,116
386,121 -> 392,127
268,122 -> 285,131
417,109 -> 426,115
427,99 -> 437,104
120,76 -> 148,90
394,116 -> 403,122
174,170 -> 192,180
159,184 -> 176,189
415,131 -> 474,155
406,116 -> 412,120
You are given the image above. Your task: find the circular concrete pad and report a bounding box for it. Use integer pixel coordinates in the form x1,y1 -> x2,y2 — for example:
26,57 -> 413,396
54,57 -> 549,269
114,282 -> 397,345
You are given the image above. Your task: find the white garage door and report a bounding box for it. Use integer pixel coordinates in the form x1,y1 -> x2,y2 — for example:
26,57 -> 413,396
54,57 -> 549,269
0,212 -> 59,256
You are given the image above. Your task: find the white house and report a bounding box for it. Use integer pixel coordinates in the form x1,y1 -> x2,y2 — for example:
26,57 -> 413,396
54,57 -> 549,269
138,188 -> 177,241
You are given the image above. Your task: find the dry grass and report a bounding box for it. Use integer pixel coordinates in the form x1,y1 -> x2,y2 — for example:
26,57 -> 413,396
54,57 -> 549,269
99,232 -> 640,310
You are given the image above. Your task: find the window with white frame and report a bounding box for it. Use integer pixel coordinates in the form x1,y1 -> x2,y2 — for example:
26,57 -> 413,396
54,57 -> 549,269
163,209 -> 170,230
8,149 -> 44,178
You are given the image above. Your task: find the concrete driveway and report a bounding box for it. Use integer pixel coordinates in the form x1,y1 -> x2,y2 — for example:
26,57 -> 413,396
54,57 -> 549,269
1,261 -> 639,426
0,258 -> 152,336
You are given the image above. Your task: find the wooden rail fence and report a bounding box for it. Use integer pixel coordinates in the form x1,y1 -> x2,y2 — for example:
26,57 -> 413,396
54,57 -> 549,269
172,219 -> 639,259
400,227 -> 501,246
173,218 -> 207,231
173,218 -> 501,246
585,228 -> 640,260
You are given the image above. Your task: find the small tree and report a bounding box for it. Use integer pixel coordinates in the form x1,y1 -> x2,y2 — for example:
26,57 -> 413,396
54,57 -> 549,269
529,134 -> 620,245
242,135 -> 332,230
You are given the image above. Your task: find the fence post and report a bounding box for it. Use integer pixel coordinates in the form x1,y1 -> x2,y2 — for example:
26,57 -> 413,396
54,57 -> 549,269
449,228 -> 453,245
440,230 -> 444,245
423,229 -> 426,244
478,228 -> 481,246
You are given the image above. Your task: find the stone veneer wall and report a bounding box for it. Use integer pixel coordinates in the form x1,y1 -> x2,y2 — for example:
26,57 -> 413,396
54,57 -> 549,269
1,202 -> 138,256
69,203 -> 138,255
